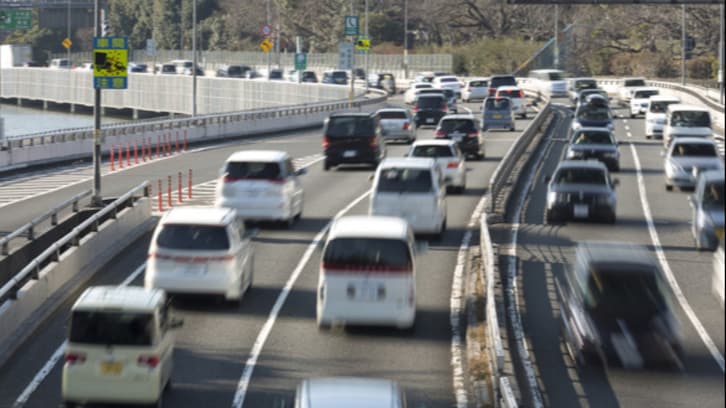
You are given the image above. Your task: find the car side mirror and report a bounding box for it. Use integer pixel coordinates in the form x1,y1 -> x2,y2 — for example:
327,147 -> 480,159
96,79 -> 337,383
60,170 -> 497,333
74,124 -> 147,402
295,168 -> 307,176
169,317 -> 184,329
544,175 -> 551,183
612,178 -> 620,187
368,174 -> 375,182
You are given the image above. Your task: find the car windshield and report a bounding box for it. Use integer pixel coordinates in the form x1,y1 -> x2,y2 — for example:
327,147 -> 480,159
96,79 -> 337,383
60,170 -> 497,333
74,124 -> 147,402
573,131 -> 613,145
70,311 -> 154,346
439,119 -> 476,132
555,168 -> 608,185
411,145 -> 455,158
378,111 -> 407,120
703,182 -> 725,208
323,238 -> 412,270
650,101 -> 677,113
625,79 -> 646,87
225,161 -> 283,179
485,98 -> 511,110
417,96 -> 444,108
579,89 -> 607,99
671,111 -> 710,127
671,143 -> 717,157
547,72 -> 564,80
490,76 -> 516,88
577,106 -> 610,121
376,168 -> 433,193
415,84 -> 433,89
156,224 -> 230,250
326,116 -> 374,137
586,267 -> 668,321
634,90 -> 659,99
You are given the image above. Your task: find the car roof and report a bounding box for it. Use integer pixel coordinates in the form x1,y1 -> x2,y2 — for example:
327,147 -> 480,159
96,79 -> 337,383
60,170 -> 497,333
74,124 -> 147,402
530,69 -> 563,73
412,139 -> 456,147
72,286 -> 165,312
416,94 -> 444,99
466,77 -> 489,82
496,85 -> 521,92
328,112 -> 372,119
631,87 -> 659,93
490,74 -> 515,78
160,206 -> 236,226
556,160 -> 608,171
577,241 -> 659,272
329,216 -> 411,240
622,76 -> 646,81
376,108 -> 408,114
226,150 -> 289,163
573,127 -> 613,134
440,114 -> 476,120
671,137 -> 716,145
379,157 -> 436,170
649,95 -> 680,102
667,103 -> 710,112
436,75 -> 458,80
299,377 -> 401,408
572,77 -> 597,81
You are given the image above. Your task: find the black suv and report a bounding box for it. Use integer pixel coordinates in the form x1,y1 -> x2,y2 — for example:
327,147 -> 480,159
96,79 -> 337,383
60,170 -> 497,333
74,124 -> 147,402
413,95 -> 448,128
216,64 -> 252,78
322,113 -> 386,170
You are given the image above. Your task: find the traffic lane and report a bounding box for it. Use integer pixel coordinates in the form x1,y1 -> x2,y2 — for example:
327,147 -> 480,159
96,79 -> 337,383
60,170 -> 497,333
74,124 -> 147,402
515,110 -> 724,407
3,126 -> 416,407
240,121 -> 520,407
618,114 -> 724,356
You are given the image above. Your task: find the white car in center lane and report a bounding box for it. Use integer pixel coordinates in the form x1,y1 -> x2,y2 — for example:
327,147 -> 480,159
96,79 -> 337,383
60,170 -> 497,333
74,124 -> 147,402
407,139 -> 466,193
432,75 -> 462,99
404,82 -> 433,104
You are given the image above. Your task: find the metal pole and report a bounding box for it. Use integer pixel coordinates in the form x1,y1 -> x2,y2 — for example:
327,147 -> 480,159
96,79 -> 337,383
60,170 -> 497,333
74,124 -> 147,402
364,0 -> 369,92
719,3 -> 724,104
93,0 -> 102,206
349,0 -> 355,103
296,36 -> 302,83
276,0 -> 281,68
266,0 -> 271,76
67,0 -> 71,67
554,4 -> 559,69
403,0 -> 408,79
192,0 -> 197,116
681,4 -> 686,86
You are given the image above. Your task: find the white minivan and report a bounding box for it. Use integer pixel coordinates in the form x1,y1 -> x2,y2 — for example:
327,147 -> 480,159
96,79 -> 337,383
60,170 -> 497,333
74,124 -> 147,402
215,150 -> 306,227
369,157 -> 447,236
62,286 -> 182,407
528,69 -> 567,98
294,377 -> 406,408
145,206 -> 254,303
645,95 -> 681,139
663,104 -> 712,148
317,216 -> 417,329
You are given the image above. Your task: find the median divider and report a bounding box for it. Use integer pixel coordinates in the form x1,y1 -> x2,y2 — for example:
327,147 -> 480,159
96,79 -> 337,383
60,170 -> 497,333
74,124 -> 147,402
0,182 -> 155,369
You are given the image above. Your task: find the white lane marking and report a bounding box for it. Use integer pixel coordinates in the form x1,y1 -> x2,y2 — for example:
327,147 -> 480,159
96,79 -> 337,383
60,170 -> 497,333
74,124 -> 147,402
627,132 -> 632,138
231,190 -> 371,408
628,143 -> 725,372
462,107 -> 473,115
13,263 -> 147,407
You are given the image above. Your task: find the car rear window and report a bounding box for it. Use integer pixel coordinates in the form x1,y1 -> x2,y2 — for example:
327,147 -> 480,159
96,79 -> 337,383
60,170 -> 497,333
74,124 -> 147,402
227,66 -> 242,76
490,76 -> 516,88
577,106 -> 610,121
441,77 -> 458,83
484,98 -> 511,110
649,101 -> 677,113
323,238 -> 412,270
572,131 -> 613,145
378,111 -> 408,120
439,119 -> 476,132
156,224 -> 230,250
579,90 -> 607,100
411,145 -> 455,158
575,80 -> 597,90
225,161 -> 282,179
634,90 -> 659,99
332,71 -> 347,79
326,116 -> 375,137
416,96 -> 444,108
376,167 -> 433,193
497,89 -> 522,99
671,143 -> 717,157
70,311 -> 154,346
555,168 -> 607,185
624,79 -> 646,87
468,80 -> 488,87
671,111 -> 710,127
587,267 -> 668,321
415,83 -> 433,89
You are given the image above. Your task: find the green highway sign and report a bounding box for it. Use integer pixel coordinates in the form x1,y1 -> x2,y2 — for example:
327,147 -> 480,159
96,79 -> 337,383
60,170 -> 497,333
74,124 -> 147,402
344,15 -> 359,36
294,53 -> 307,70
0,9 -> 32,30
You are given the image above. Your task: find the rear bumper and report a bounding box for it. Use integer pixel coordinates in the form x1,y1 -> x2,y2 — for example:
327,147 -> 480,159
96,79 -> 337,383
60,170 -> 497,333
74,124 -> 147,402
325,149 -> 381,166
317,299 -> 415,328
215,197 -> 293,220
145,267 -> 242,299
63,369 -> 162,404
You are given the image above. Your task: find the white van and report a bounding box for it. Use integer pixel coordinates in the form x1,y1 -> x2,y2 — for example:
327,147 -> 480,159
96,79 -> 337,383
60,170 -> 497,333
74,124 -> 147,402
295,377 -> 406,408
628,87 -> 659,118
49,58 -> 70,69
369,157 -> 447,236
145,206 -> 254,303
663,104 -> 712,148
528,69 -> 567,98
317,216 -> 417,329
62,286 -> 182,407
645,95 -> 681,139
214,150 -> 306,227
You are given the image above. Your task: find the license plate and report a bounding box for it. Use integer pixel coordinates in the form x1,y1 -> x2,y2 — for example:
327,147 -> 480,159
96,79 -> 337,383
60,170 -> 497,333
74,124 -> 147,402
182,264 -> 206,275
343,150 -> 357,158
426,118 -> 434,123
100,362 -> 123,375
358,283 -> 379,301
573,204 -> 589,219
493,114 -> 502,119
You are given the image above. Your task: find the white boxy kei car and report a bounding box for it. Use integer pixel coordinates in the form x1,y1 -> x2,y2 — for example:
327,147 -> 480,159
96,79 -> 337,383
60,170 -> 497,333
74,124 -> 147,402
294,377 -> 407,408
317,216 -> 418,329
407,139 -> 466,193
145,206 -> 254,303
62,286 -> 183,408
214,150 -> 306,227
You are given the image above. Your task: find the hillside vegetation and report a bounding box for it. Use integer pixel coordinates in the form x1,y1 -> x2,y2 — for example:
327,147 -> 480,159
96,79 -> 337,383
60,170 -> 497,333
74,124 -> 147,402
3,0 -> 721,79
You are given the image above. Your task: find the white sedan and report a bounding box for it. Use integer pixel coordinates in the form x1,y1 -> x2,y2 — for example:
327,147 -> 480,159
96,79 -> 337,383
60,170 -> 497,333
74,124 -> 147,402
407,139 -> 466,193
404,83 -> 434,104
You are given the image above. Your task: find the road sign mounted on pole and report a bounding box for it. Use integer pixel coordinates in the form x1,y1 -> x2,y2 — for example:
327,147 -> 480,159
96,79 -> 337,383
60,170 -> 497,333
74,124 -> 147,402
93,36 -> 129,90
355,36 -> 371,51
344,15 -> 359,36
338,41 -> 354,70
295,53 -> 307,70
62,38 -> 73,50
260,38 -> 273,52
0,9 -> 32,30
260,23 -> 273,38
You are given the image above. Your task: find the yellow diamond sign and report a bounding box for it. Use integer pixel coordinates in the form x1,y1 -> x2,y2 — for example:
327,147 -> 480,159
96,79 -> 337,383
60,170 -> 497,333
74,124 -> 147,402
62,37 -> 72,49
260,38 -> 273,53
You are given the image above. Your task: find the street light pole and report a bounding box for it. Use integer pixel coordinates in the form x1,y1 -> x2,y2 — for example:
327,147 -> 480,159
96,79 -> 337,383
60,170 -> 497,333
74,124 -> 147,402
554,4 -> 559,69
266,0 -> 271,76
92,0 -> 102,206
403,0 -> 408,79
681,4 -> 686,86
192,0 -> 197,117
67,0 -> 71,67
719,3 -> 724,104
364,0 -> 369,92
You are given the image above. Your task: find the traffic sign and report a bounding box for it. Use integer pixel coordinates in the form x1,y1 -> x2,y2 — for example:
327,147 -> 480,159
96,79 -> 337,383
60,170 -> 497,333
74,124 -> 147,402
146,39 -> 156,57
260,23 -> 273,38
338,41 -> 354,70
62,38 -> 72,50
93,37 -> 128,90
260,38 -> 273,52
294,53 -> 307,71
0,9 -> 32,30
344,15 -> 359,36
355,36 -> 370,51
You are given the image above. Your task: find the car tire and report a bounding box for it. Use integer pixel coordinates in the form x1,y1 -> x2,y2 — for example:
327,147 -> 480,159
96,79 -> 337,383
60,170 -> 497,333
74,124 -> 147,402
611,164 -> 620,172
323,161 -> 331,171
665,184 -> 673,192
606,214 -> 617,224
510,126 -> 516,132
630,113 -> 635,118
544,210 -> 558,225
521,113 -> 527,120
317,319 -> 331,330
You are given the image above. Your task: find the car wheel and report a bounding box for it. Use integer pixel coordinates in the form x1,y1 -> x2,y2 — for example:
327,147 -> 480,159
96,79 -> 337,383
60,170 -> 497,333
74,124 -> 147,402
317,319 -> 331,330
630,113 -> 635,118
544,210 -> 557,225
521,113 -> 527,120
665,184 -> 673,192
606,214 -> 617,224
510,126 -> 516,132
646,134 -> 652,139
611,164 -> 620,172
437,218 -> 447,240
323,161 -> 331,171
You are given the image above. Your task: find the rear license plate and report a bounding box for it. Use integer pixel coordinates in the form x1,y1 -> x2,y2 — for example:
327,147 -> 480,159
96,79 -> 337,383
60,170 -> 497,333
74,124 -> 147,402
343,150 -> 357,158
100,362 -> 123,375
426,118 -> 434,123
493,114 -> 502,119
359,283 -> 379,301
573,204 -> 589,219
183,264 -> 207,275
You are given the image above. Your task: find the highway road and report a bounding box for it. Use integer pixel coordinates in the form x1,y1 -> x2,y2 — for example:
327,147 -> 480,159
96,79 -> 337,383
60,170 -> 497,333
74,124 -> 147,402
0,96 -> 532,407
494,100 -> 725,407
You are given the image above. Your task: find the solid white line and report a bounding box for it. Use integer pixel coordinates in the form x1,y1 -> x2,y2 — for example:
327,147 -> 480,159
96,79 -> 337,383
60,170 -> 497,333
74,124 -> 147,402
13,263 -> 147,407
628,143 -> 725,372
231,190 -> 371,408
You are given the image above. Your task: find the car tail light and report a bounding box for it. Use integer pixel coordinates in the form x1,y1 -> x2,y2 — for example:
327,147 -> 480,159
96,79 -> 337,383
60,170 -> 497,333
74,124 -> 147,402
64,352 -> 86,365
441,105 -> 447,112
413,105 -> 420,112
323,135 -> 330,149
488,88 -> 496,96
466,131 -> 478,137
138,355 -> 160,368
518,90 -> 525,98
435,130 -> 446,138
403,122 -> 410,130
223,174 -> 240,183
447,161 -> 459,168
369,137 -> 378,148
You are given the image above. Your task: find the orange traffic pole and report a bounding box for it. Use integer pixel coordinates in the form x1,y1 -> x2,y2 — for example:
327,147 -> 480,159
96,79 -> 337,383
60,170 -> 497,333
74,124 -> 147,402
178,172 -> 183,203
134,140 -> 139,164
183,129 -> 187,152
126,142 -> 131,167
167,175 -> 173,208
110,145 -> 115,171
188,169 -> 192,199
175,131 -> 179,154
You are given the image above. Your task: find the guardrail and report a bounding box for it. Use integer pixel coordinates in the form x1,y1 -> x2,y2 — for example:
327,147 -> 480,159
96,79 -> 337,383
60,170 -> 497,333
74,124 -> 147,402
0,182 -> 149,304
0,189 -> 92,256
